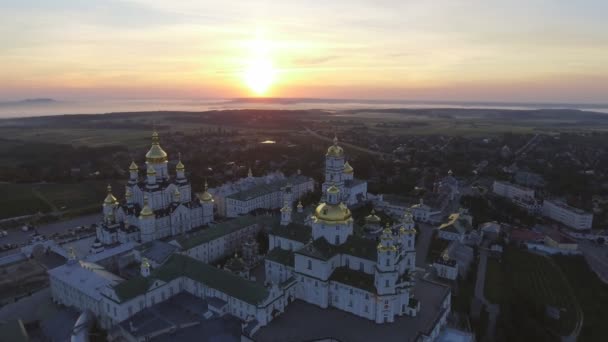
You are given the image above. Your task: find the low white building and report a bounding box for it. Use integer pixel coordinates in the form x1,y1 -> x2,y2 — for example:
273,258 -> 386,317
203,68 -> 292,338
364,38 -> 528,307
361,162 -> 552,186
493,180 -> 535,199
224,175 -> 314,218
433,254 -> 458,280
542,199 -> 593,230
492,180 -> 540,212
437,209 -> 474,242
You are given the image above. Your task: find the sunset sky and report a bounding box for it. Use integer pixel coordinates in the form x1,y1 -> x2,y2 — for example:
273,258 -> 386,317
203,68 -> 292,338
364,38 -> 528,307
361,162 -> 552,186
2,0 -> 607,102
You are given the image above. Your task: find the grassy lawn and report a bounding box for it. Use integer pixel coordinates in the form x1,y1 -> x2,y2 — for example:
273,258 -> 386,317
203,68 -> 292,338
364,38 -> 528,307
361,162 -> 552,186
484,258 -> 505,304
494,248 -> 580,337
554,255 -> 608,342
0,180 -> 123,220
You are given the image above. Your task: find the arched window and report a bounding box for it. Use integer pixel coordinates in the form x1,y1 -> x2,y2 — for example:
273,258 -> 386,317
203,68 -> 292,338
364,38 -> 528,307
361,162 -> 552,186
307,259 -> 312,270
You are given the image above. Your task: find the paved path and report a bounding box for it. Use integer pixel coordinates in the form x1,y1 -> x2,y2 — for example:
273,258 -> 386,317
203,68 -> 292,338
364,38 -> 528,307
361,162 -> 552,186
415,223 -> 435,268
578,241 -> 608,284
474,240 -> 500,342
0,214 -> 100,257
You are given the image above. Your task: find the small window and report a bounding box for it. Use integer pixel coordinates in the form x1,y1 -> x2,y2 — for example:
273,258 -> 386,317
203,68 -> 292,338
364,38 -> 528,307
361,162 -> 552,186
385,259 -> 389,266
385,279 -> 389,287
307,260 -> 312,270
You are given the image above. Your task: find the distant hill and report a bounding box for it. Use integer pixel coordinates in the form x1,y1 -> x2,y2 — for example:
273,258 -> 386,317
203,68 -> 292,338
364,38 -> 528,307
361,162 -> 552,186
0,98 -> 57,106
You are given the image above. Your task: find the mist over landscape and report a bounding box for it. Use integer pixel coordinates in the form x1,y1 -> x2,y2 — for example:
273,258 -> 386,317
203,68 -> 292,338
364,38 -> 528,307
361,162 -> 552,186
2,97 -> 608,119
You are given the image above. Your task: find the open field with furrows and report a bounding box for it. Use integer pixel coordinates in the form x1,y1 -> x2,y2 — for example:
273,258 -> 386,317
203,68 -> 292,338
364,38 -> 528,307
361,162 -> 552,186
486,248 -> 581,336
555,255 -> 608,342
0,181 -> 123,220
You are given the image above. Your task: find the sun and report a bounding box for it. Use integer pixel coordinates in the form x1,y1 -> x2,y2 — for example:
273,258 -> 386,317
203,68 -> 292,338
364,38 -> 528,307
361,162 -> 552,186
243,32 -> 276,96
244,58 -> 275,95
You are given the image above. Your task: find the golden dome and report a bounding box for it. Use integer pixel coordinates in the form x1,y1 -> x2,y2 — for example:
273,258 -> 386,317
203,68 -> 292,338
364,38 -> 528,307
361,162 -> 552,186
327,185 -> 340,194
198,180 -> 214,202
176,152 -> 185,171
343,161 -> 354,174
314,202 -> 352,223
103,185 -> 118,205
173,187 -> 181,200
129,161 -> 138,171
365,209 -> 381,223
145,130 -> 168,163
326,136 -> 344,157
125,186 -> 133,199
139,197 -> 154,218
198,192 -> 213,202
280,201 -> 292,212
147,164 -> 156,175
141,257 -> 151,268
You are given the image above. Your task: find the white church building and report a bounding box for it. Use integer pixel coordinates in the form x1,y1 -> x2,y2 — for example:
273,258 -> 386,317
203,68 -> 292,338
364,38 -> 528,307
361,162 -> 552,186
96,130 -> 215,245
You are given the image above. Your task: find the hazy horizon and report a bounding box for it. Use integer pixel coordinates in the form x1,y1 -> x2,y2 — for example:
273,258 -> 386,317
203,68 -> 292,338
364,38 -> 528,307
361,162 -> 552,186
2,97 -> 608,119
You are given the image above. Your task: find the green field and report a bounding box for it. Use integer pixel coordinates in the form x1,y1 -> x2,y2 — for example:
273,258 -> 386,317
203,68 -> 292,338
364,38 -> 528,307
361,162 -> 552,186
555,255 -> 608,342
487,248 -> 581,336
484,258 -> 505,304
0,181 -> 123,219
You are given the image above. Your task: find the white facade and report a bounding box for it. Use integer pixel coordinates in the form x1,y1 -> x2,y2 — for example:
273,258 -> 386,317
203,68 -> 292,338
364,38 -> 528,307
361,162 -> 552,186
542,199 -> 593,230
492,180 -> 540,212
266,185 -> 419,324
225,175 -> 314,218
493,180 -> 535,200
321,136 -> 368,205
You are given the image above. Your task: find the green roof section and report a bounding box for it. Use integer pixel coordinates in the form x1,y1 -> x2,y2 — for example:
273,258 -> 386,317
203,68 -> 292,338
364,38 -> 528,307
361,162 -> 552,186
226,175 -> 311,202
296,235 -> 377,262
113,275 -> 155,302
176,215 -> 274,250
266,248 -> 295,267
329,267 -> 376,293
270,222 -> 312,243
114,254 -> 270,305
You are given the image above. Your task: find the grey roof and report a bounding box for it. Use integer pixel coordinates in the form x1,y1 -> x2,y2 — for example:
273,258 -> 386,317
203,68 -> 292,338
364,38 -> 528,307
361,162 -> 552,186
296,235 -> 377,262
266,248 -> 295,267
48,261 -> 124,301
176,215 -> 274,250
226,175 -> 312,202
270,222 -> 312,243
136,240 -> 177,264
119,292 -> 208,337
